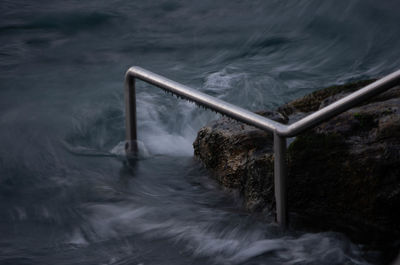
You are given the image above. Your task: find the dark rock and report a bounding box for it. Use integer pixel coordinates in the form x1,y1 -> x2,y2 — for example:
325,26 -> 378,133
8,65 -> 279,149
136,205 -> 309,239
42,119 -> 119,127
193,110 -> 286,211
278,79 -> 377,116
193,80 -> 400,261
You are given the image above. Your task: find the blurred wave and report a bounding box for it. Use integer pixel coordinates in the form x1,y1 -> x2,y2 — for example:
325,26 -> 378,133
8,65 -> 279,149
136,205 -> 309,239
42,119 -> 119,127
0,0 -> 399,264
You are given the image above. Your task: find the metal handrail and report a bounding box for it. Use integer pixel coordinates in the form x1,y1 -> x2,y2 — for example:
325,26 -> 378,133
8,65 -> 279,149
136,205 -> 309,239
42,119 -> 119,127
124,66 -> 400,227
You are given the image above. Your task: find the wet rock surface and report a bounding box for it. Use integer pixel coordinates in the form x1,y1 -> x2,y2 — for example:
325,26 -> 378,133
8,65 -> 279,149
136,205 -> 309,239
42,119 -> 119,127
193,80 -> 400,262
193,111 -> 287,212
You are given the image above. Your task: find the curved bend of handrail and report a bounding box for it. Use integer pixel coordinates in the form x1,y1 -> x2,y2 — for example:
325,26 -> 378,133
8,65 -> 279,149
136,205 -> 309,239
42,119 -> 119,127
126,66 -> 400,138
125,66 -> 285,133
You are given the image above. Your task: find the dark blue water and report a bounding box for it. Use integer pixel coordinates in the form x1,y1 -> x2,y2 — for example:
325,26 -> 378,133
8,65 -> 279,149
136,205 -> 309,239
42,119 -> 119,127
1,1 -> 400,264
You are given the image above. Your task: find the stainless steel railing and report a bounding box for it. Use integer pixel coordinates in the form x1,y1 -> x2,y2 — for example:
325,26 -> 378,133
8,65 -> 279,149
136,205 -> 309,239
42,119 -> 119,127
124,66 -> 400,227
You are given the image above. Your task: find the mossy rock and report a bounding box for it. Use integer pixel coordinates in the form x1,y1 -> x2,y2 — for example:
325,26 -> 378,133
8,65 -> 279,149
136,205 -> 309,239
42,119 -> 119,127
278,79 -> 377,116
193,79 -> 400,263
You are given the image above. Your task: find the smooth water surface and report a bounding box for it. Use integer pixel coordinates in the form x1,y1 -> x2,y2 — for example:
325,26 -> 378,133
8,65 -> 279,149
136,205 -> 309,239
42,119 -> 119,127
1,0 -> 400,264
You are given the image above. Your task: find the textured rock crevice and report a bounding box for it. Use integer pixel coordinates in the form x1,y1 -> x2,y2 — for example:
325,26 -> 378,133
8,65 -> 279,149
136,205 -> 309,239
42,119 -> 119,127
193,110 -> 286,212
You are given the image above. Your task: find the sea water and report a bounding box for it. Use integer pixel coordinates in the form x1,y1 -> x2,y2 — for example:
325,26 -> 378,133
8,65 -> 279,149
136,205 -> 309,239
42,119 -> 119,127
1,0 -> 400,264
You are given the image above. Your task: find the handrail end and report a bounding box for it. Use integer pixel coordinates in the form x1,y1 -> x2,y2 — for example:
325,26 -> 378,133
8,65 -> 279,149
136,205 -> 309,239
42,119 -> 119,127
125,140 -> 138,156
126,66 -> 144,78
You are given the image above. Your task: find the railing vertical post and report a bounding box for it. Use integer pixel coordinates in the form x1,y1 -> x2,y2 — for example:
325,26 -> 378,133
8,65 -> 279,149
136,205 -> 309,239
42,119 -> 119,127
125,73 -> 138,154
274,132 -> 288,227
123,67 -> 399,227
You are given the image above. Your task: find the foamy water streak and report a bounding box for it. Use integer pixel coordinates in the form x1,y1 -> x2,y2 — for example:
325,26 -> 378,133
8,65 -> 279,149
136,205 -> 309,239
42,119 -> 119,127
68,156 -> 370,265
1,0 -> 399,264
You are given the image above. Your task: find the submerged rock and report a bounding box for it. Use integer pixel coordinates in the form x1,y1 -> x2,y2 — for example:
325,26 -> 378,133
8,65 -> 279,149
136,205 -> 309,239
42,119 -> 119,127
193,80 -> 400,259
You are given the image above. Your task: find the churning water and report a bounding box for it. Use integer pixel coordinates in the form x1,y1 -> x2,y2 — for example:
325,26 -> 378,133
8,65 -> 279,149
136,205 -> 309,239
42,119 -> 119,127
1,0 -> 399,264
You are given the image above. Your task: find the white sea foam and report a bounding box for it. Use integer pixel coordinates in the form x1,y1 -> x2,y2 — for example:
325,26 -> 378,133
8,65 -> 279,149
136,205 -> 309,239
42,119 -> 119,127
203,69 -> 247,96
80,199 -> 369,265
